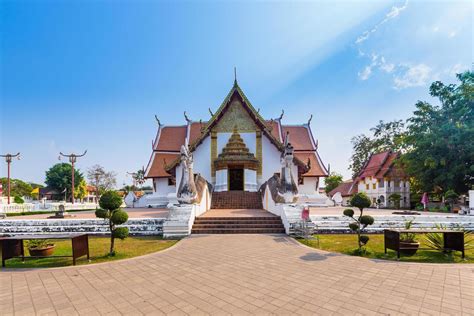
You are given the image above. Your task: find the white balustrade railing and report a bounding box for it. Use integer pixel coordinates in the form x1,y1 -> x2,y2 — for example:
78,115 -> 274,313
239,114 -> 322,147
0,202 -> 98,214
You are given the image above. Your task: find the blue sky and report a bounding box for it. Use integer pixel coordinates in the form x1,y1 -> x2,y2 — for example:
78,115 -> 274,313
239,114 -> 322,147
0,0 -> 472,187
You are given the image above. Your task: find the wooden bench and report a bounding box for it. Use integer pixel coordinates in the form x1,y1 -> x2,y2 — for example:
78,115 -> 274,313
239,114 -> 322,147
384,229 -> 465,259
0,234 -> 89,267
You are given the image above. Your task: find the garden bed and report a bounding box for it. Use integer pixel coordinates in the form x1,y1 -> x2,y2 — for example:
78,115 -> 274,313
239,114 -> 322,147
1,236 -> 178,268
297,234 -> 473,263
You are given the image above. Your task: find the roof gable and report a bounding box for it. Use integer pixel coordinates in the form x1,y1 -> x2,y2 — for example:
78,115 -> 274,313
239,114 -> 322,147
190,81 -> 283,151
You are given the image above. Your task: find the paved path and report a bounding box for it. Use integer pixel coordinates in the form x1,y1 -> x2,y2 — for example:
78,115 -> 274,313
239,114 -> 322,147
1,235 -> 473,315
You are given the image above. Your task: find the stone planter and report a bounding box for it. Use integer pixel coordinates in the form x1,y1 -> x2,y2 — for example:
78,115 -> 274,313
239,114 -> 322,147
28,245 -> 55,257
399,241 -> 419,256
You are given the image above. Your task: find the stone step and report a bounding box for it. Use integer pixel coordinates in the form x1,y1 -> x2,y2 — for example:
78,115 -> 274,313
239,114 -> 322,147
195,217 -> 278,222
211,191 -> 263,209
191,228 -> 286,234
193,224 -> 285,229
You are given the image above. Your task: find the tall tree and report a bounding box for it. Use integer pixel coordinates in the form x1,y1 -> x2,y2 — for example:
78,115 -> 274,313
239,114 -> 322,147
349,120 -> 406,177
87,165 -> 117,194
45,163 -> 84,199
402,71 -> 474,193
0,178 -> 34,198
324,172 -> 343,194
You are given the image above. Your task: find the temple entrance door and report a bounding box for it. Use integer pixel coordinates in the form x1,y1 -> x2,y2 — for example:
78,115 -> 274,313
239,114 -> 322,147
228,168 -> 244,191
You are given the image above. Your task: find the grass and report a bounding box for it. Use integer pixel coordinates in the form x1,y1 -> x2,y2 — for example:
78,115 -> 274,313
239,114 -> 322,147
1,236 -> 178,268
298,234 -> 473,263
6,209 -> 95,217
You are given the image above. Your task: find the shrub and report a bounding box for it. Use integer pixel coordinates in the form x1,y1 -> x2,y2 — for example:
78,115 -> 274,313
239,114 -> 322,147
96,191 -> 129,256
388,193 -> 401,209
444,190 -> 458,212
400,220 -> 416,243
14,196 -> 24,204
344,192 -> 375,254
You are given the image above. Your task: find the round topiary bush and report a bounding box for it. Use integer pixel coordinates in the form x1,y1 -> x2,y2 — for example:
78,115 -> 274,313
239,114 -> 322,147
349,222 -> 359,231
360,215 -> 375,226
359,235 -> 369,245
350,193 -> 371,210
343,209 -> 354,217
111,210 -> 129,225
112,227 -> 129,240
95,208 -> 109,219
99,191 -> 123,211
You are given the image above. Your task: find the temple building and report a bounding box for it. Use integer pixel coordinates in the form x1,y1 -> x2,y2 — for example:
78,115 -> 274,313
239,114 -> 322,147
144,79 -> 328,207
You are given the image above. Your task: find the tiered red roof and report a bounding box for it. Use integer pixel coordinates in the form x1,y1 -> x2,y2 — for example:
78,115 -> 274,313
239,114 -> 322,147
357,150 -> 405,180
145,82 -> 328,179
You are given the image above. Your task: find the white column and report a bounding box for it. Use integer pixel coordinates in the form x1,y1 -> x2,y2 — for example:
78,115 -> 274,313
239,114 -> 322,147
215,169 -> 228,192
244,169 -> 257,192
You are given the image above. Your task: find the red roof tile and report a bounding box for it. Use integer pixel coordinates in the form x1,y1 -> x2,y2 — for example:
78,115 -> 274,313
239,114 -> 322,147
146,153 -> 180,178
266,120 -> 282,141
358,150 -> 405,179
328,181 -> 357,197
155,126 -> 187,151
294,152 -> 327,177
189,122 -> 206,145
281,126 -> 314,151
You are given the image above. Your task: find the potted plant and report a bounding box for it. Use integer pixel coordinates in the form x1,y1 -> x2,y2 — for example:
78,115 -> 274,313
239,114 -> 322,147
27,239 -> 55,257
399,220 -> 419,256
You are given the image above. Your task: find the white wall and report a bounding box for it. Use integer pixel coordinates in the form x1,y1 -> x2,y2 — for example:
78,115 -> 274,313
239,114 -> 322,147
298,177 -> 319,195
154,178 -> 176,196
261,135 -> 282,185
244,169 -> 257,192
193,136 -> 211,181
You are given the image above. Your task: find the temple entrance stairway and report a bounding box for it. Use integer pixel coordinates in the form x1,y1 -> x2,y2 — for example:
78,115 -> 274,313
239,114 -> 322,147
210,191 -> 263,209
192,192 -> 285,234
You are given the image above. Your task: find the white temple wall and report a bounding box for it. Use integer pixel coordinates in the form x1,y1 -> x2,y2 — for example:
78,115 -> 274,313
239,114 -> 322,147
298,177 -> 319,195
261,135 -> 282,185
244,169 -> 257,192
154,178 -> 176,196
192,136 -> 211,181
175,165 -> 182,194
215,169 -> 228,192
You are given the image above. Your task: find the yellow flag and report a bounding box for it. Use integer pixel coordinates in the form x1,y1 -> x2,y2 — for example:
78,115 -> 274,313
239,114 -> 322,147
31,187 -> 39,194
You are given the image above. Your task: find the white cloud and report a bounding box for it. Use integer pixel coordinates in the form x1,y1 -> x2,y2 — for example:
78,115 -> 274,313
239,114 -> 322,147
393,64 -> 432,89
355,0 -> 408,44
448,31 -> 457,38
445,63 -> 468,77
358,65 -> 373,80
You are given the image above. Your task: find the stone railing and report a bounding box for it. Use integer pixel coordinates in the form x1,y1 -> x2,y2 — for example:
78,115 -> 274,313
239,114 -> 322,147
311,214 -> 474,233
0,202 -> 97,214
0,218 -> 164,236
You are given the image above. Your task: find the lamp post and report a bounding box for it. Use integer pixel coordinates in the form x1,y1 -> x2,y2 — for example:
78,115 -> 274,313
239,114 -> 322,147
59,150 -> 87,204
0,153 -> 21,204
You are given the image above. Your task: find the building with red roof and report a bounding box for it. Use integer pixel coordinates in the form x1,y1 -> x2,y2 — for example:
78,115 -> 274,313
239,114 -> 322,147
144,79 -> 328,206
354,150 -> 410,208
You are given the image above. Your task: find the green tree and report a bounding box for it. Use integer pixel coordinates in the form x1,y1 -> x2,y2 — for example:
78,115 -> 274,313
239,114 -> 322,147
349,120 -> 406,177
389,193 -> 402,209
45,163 -> 84,200
95,191 -> 128,256
74,179 -> 88,201
344,193 -> 374,253
324,172 -> 343,194
444,190 -> 459,212
0,178 -> 34,198
402,72 -> 473,193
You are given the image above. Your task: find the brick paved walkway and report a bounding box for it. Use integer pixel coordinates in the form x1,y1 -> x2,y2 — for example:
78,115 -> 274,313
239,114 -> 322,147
1,234 -> 473,315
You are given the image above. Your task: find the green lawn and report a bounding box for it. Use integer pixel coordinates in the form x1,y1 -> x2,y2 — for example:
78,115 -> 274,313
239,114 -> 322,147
1,236 -> 178,268
298,234 -> 473,263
